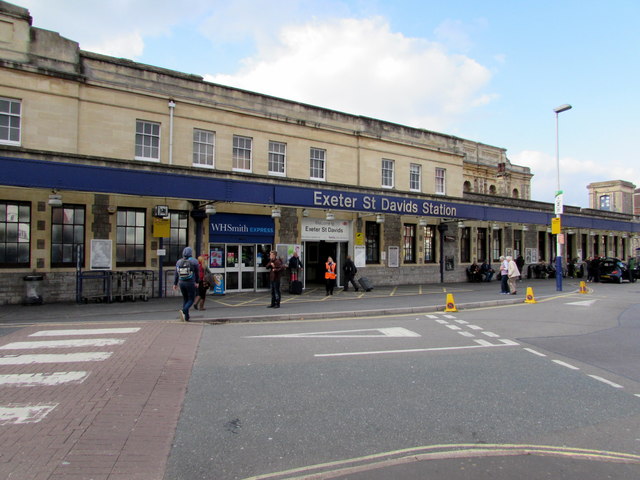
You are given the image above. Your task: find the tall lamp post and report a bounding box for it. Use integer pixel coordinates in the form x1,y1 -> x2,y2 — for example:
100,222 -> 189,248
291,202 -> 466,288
554,103 -> 572,291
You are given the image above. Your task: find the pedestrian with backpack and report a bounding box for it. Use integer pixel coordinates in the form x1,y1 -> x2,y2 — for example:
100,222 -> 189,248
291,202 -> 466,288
173,246 -> 200,322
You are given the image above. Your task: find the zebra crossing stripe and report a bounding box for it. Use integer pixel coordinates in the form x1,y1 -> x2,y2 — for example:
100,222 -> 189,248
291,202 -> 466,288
0,339 -> 125,350
0,404 -> 58,425
30,328 -> 140,337
0,371 -> 89,386
0,352 -> 112,365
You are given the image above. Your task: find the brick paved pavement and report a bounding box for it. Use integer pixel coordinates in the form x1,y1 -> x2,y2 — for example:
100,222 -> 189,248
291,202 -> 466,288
0,320 -> 203,480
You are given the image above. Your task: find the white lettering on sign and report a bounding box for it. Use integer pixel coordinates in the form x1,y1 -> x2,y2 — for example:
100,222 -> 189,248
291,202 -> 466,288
313,191 -> 359,208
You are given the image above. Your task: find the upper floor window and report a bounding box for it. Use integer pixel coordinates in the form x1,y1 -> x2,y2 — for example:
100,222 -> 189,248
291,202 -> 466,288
435,168 -> 446,195
51,205 -> 85,267
193,129 -> 215,167
268,141 -> 286,176
116,208 -> 145,266
0,98 -> 21,145
233,135 -> 252,172
135,120 -> 160,161
410,164 -> 421,192
310,147 -> 326,181
599,194 -> 611,210
381,159 -> 394,188
0,201 -> 30,267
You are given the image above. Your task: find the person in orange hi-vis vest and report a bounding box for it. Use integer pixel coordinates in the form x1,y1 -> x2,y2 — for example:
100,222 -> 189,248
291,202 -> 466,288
325,256 -> 337,296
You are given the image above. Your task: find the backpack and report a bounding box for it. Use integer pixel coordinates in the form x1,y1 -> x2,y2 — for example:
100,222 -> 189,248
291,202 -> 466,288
178,258 -> 193,280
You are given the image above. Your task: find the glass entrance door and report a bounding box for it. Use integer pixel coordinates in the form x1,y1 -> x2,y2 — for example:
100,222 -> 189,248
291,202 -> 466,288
209,243 -> 271,292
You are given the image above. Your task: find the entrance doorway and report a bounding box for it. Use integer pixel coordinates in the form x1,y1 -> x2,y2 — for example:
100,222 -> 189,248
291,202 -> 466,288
303,241 -> 348,287
209,243 -> 271,292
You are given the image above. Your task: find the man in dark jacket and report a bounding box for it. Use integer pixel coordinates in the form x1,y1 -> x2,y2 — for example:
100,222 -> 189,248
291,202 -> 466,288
173,246 -> 200,322
342,255 -> 359,291
267,250 -> 285,308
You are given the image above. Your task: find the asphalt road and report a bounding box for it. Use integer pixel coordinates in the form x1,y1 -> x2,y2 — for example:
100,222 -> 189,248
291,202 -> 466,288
164,283 -> 640,480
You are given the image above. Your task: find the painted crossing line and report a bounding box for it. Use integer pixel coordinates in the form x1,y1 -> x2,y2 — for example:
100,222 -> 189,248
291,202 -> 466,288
0,371 -> 89,386
0,352 -> 112,365
0,404 -> 58,425
29,327 -> 141,337
0,326 -> 141,425
0,338 -> 125,350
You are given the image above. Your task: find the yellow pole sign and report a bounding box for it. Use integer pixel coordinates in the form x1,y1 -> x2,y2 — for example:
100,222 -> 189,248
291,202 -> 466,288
551,217 -> 561,235
355,232 -> 365,246
153,217 -> 171,238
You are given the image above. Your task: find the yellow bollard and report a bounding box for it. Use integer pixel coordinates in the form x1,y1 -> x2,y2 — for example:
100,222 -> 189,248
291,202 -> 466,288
579,281 -> 587,294
444,293 -> 457,312
524,287 -> 536,304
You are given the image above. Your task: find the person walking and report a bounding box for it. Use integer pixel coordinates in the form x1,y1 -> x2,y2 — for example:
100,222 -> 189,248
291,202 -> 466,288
499,255 -> 509,294
342,255 -> 359,291
194,254 -> 212,311
266,250 -> 284,308
325,256 -> 337,295
507,255 -> 520,295
173,246 -> 200,322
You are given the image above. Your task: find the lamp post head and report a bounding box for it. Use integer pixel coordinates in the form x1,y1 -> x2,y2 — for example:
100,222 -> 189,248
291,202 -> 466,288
554,104 -> 572,114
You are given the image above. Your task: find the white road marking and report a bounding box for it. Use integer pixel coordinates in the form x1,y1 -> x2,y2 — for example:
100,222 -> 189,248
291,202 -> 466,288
246,327 -> 421,338
482,331 -> 500,338
0,352 -> 112,365
524,348 -> 547,357
30,328 -> 140,337
0,339 -> 125,350
566,300 -> 597,307
498,339 -> 519,346
445,325 -> 461,331
435,319 -> 449,325
0,404 -> 58,425
426,315 -> 438,319
474,339 -> 494,347
552,360 -> 580,370
467,325 -> 483,330
443,315 -> 457,319
0,371 -> 89,386
588,375 -> 623,389
454,320 -> 469,325
458,331 -> 475,338
315,341 -> 519,358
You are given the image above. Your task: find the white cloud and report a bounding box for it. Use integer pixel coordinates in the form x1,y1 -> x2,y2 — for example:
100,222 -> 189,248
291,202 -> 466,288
511,150 -> 640,207
20,0 -> 208,58
205,16 -> 495,131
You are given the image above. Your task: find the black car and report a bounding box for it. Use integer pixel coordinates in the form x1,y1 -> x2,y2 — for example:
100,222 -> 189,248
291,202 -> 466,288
598,258 -> 636,283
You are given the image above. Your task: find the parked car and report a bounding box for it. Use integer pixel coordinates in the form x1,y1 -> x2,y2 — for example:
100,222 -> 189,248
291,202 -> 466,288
598,258 -> 636,283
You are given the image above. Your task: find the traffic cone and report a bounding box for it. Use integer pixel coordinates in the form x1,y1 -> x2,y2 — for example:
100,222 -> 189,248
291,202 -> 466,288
524,287 -> 536,304
579,281 -> 587,294
444,293 -> 457,312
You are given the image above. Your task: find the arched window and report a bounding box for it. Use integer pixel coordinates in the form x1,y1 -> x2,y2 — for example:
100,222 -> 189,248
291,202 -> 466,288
463,181 -> 472,192
512,188 -> 519,198
489,185 -> 497,195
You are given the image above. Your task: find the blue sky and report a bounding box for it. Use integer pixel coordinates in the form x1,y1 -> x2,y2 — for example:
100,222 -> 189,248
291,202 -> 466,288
20,0 -> 640,208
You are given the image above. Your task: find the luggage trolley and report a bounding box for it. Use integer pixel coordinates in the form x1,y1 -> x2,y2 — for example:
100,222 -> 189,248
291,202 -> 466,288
125,270 -> 155,301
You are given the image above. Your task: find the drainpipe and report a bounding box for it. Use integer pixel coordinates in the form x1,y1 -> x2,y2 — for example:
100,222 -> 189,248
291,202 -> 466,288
168,99 -> 176,165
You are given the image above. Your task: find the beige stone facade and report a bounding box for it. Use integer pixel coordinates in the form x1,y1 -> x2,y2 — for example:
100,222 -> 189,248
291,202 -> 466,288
587,180 -> 636,214
0,1 -> 637,304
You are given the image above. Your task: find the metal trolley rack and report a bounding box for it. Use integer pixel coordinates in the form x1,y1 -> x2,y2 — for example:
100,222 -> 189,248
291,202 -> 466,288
76,270 -> 113,304
123,270 -> 155,301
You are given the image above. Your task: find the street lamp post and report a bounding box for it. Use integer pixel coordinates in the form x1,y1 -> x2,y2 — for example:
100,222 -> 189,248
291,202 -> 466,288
554,104 -> 572,291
